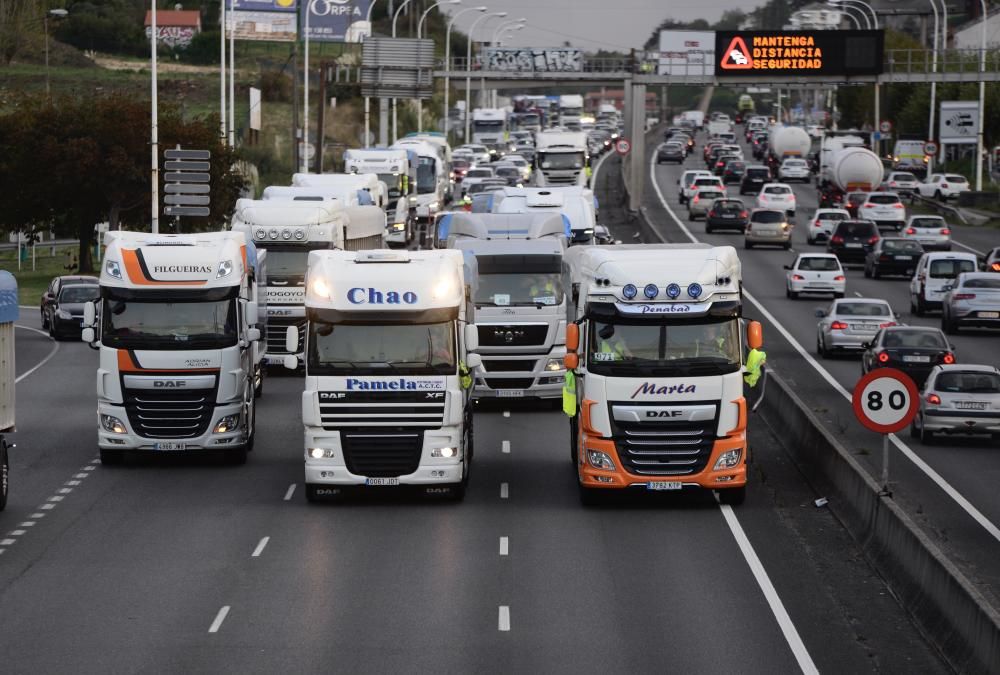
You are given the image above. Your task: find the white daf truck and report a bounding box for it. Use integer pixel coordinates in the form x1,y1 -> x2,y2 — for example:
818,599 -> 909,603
562,244 -> 764,505
231,198 -> 384,367
82,231 -> 263,465
439,212 -> 568,402
343,148 -> 418,246
284,249 -> 481,502
534,129 -> 589,187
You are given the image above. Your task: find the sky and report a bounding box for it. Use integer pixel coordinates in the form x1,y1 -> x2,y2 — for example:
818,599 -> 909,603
441,0 -> 748,52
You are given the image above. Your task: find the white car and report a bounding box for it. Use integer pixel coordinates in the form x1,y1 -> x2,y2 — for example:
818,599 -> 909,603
684,176 -> 726,204
784,253 -> 846,299
858,192 -> 907,230
911,365 -> 1000,444
917,173 -> 970,201
504,155 -> 532,181
807,208 -> 850,245
457,144 -> 492,165
679,170 -> 713,203
882,171 -> 920,193
756,183 -> 796,216
460,166 -> 496,197
778,158 -> 811,183
901,215 -> 951,251
909,250 -> 979,315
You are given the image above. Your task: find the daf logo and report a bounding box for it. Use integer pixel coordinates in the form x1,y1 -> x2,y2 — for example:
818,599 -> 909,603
154,380 -> 186,388
646,410 -> 684,418
320,392 -> 347,399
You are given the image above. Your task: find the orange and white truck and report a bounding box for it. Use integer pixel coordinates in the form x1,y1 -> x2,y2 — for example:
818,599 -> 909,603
562,244 -> 763,505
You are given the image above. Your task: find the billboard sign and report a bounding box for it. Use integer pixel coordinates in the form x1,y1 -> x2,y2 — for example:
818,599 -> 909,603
226,0 -> 297,12
303,0 -> 375,43
714,30 -> 884,77
227,10 -> 298,41
482,48 -> 583,73
939,101 -> 979,144
658,30 -> 714,76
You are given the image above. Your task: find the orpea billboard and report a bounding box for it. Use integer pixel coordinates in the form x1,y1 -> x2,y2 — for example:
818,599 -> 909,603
303,0 -> 375,43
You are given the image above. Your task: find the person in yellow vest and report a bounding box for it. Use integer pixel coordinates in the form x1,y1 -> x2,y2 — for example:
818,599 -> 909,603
528,276 -> 557,301
459,361 -> 472,390
744,347 -> 766,387
563,368 -> 576,417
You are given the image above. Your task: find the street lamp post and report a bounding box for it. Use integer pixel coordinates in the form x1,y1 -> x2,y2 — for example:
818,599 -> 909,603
465,11 -> 506,143
416,0 -> 462,133
229,0 -> 236,147
925,0 -> 941,174
444,6 -> 486,142
976,0 -> 987,190
488,19 -> 523,108
391,0 -> 416,142
220,0 -> 226,140
44,9 -> 68,99
150,0 -> 159,234
303,0 -> 311,172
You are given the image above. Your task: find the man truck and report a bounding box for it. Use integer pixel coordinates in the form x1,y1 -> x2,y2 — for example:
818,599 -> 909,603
534,130 -> 589,187
562,244 -> 764,505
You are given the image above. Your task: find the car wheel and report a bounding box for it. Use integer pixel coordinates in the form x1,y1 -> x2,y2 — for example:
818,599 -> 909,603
744,241 -> 753,250
909,419 -> 920,439
717,485 -> 746,506
915,295 -> 926,317
872,265 -> 881,280
783,242 -> 791,250
40,311 -> 48,330
943,315 -> 958,334
919,416 -> 935,445
864,264 -> 871,278
935,190 -> 944,201
817,335 -> 830,359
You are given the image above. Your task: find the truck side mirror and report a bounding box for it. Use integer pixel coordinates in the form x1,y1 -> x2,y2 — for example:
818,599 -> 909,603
466,353 -> 482,369
464,324 -> 479,352
566,323 -> 580,351
246,327 -> 261,342
83,301 -> 96,327
747,320 -> 763,350
285,325 -> 299,355
564,353 -> 579,370
283,355 -> 298,370
81,327 -> 96,346
246,301 -> 258,325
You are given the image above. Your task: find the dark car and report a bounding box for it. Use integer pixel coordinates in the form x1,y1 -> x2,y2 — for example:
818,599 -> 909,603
827,220 -> 880,265
818,186 -> 845,209
739,165 -> 770,195
861,326 -> 955,387
450,158 -> 471,183
705,198 -> 749,234
40,275 -> 99,332
44,281 -> 101,340
845,191 -> 868,218
722,160 -> 747,184
864,238 -> 924,279
657,143 -> 685,164
493,165 -> 522,186
713,154 -> 740,176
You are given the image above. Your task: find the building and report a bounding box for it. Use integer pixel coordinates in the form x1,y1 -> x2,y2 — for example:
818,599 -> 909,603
786,4 -> 844,30
144,9 -> 202,49
953,6 -> 1000,50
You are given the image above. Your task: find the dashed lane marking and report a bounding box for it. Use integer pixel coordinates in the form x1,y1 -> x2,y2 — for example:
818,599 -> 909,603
252,537 -> 270,558
498,605 -> 511,632
499,536 -> 509,556
500,482 -> 509,500
283,484 -> 297,501
208,606 -> 231,633
502,440 -> 510,454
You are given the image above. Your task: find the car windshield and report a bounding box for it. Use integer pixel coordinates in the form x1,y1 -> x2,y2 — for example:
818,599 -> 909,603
538,152 -> 583,170
452,159 -> 470,169
911,218 -> 945,229
838,222 -> 875,237
698,191 -> 723,200
764,186 -> 790,195
798,257 -> 840,271
102,297 -> 237,350
929,259 -> 976,278
935,371 -> 1000,393
963,277 -> 1000,289
264,249 -> 311,281
945,175 -> 967,183
475,271 -> 563,307
727,162 -> 746,170
58,285 -> 100,303
882,240 -> 923,253
694,179 -> 719,187
308,321 -> 455,375
587,319 -> 741,377
715,200 -> 743,210
837,302 -> 890,317
784,160 -> 806,167
746,169 -> 769,178
752,210 -> 784,223
685,174 -> 708,185
883,329 -> 946,349
868,195 -> 899,204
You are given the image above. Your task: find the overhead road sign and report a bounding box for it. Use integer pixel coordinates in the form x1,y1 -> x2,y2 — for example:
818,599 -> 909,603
164,206 -> 210,217
165,172 -> 209,183
163,147 -> 211,219
714,30 -> 884,78
939,101 -> 979,144
164,149 -> 210,161
164,160 -> 210,172
164,184 -> 211,194
658,30 -> 715,76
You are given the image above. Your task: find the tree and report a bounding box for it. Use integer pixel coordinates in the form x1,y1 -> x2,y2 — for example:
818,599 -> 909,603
0,0 -> 41,65
0,93 -> 245,272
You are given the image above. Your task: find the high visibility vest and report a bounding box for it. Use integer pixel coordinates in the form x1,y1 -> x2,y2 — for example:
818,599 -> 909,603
562,369 -> 577,417
600,339 -> 625,358
459,361 -> 472,390
529,280 -> 555,297
744,348 -> 766,387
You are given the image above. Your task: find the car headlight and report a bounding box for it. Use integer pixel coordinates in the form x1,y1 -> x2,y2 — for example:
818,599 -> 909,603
100,414 -> 127,434
544,358 -> 563,372
713,449 -> 742,470
213,414 -> 241,434
55,309 -> 73,320
586,449 -> 616,471
431,446 -> 457,458
308,447 -> 335,459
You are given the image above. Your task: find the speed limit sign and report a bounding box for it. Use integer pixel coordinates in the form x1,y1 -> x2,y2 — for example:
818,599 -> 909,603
615,138 -> 631,155
852,369 -> 919,434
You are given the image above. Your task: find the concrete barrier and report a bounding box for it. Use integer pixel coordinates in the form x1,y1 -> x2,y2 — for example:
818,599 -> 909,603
758,369 -> 1000,674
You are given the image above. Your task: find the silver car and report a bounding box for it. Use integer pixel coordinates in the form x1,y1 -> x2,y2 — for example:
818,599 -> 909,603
745,208 -> 792,249
815,297 -> 898,358
941,272 -> 1000,333
902,215 -> 951,251
688,189 -> 726,220
911,364 -> 1000,444
882,171 -> 921,193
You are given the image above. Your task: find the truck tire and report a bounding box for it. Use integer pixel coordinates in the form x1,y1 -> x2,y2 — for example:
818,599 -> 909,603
578,484 -> 603,506
0,438 -> 8,511
717,486 -> 746,506
100,449 -> 124,465
569,417 -> 579,465
254,368 -> 264,399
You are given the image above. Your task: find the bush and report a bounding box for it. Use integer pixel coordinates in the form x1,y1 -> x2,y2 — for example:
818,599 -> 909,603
175,30 -> 220,65
259,70 -> 292,103
53,2 -> 147,56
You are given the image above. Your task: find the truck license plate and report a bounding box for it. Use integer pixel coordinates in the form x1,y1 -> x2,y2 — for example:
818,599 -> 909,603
978,311 -> 999,319
154,442 -> 186,451
365,477 -> 400,486
647,481 -> 682,491
496,390 -> 524,398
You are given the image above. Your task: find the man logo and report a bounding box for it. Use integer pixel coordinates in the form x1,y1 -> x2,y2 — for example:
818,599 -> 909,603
154,380 -> 186,388
646,410 -> 683,418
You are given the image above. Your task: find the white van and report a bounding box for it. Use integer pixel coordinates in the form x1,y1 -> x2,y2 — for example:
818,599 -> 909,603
909,251 -> 979,316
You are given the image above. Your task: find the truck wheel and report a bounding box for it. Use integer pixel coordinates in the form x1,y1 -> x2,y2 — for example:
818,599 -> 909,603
717,486 -> 746,506
100,449 -> 124,466
578,484 -> 603,506
254,369 -> 264,399
569,417 -> 579,465
0,438 -> 8,511
228,448 -> 248,466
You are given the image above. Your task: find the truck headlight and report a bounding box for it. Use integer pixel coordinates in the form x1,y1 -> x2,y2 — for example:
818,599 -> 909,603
713,449 -> 742,470
586,449 -> 615,471
217,260 -> 233,278
105,259 -> 122,279
544,358 -> 563,372
392,222 -> 406,231
100,414 -> 127,434
431,446 -> 457,458
308,447 -> 335,459
213,414 -> 241,433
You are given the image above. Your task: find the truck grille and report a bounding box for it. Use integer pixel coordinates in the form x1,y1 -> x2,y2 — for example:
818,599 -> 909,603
341,430 -> 424,478
609,403 -> 718,476
319,391 -> 446,429
478,324 -> 548,347
482,359 -> 537,372
124,387 -> 216,439
484,378 -> 534,389
546,175 -> 577,185
267,316 -> 306,355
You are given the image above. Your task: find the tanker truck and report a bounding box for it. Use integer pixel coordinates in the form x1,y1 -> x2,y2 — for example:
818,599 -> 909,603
766,126 -> 812,174
817,146 -> 884,209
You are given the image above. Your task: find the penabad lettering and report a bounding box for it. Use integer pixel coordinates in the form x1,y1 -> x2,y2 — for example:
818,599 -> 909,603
631,382 -> 697,399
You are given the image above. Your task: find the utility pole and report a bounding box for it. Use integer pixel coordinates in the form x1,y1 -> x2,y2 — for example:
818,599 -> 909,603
317,64 -> 327,173
292,40 -> 300,173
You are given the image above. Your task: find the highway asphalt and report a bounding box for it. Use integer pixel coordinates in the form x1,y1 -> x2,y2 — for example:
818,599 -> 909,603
645,132 -> 1000,611
0,237 -> 948,672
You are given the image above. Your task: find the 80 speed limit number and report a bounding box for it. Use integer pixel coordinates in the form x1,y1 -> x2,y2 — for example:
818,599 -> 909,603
852,369 -> 919,434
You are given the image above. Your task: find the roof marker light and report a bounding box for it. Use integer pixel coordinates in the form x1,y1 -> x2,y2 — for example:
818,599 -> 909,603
622,284 -> 637,300
666,283 -> 681,299
644,284 -> 659,299
688,283 -> 703,299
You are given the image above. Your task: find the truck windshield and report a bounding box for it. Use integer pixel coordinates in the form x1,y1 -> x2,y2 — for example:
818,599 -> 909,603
265,249 -> 311,282
475,273 -> 564,307
417,157 -> 437,194
102,298 -> 237,350
587,319 -> 741,376
538,152 -> 583,170
473,120 -> 504,131
377,173 -> 403,198
308,321 -> 456,375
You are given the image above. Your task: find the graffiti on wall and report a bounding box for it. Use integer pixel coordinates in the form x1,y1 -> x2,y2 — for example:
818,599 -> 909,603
483,48 -> 584,73
145,26 -> 198,49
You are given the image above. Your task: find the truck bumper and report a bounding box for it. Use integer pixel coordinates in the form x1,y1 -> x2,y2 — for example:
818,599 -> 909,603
97,401 -> 248,451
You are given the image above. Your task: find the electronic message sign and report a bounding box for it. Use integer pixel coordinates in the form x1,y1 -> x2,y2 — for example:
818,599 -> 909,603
714,30 -> 883,77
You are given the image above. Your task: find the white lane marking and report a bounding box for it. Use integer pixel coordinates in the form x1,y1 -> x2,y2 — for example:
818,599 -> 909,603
950,239 -> 984,256
208,606 -> 231,633
499,536 -> 509,556
30,513 -> 45,519
283,484 -> 296,501
14,325 -> 60,384
651,155 -> 1000,545
592,145 -> 613,187
73,473 -> 88,479
57,488 -> 72,495
47,495 -> 64,502
498,605 -> 511,632
66,481 -> 81,487
503,411 -> 510,418
1,538 -> 16,545
251,536 -> 270,558
19,522 -> 35,527
500,482 -> 509,500
39,504 -> 55,510
719,503 -> 819,674
89,458 -> 100,465
502,440 -> 510,454
854,291 -> 863,297
10,530 -> 26,536
82,465 -> 96,471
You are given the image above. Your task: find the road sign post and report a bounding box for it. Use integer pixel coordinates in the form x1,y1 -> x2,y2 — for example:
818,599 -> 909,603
615,138 -> 631,156
163,148 -> 211,219
852,368 -> 919,495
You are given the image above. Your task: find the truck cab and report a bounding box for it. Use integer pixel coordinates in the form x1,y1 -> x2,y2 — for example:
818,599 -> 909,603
391,138 -> 449,229
287,249 -> 481,501
343,148 -> 418,246
472,108 -> 508,157
491,186 -> 597,244
534,130 -> 589,187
